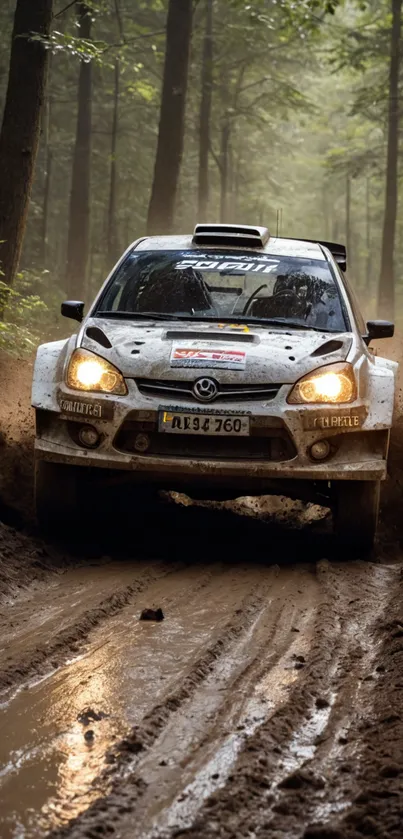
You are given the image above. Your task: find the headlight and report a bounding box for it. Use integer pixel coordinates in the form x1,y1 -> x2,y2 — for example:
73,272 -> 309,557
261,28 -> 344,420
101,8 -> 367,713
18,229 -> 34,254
287,363 -> 356,405
66,349 -> 127,395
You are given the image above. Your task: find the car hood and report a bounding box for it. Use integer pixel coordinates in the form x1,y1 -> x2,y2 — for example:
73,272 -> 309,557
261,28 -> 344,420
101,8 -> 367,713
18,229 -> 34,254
80,318 -> 353,384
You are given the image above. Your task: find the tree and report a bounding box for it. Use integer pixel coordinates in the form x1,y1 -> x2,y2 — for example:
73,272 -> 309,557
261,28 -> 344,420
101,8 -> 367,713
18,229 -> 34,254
65,2 -> 93,300
106,60 -> 120,267
378,0 -> 402,320
198,0 -> 213,221
147,0 -> 193,235
0,0 -> 53,292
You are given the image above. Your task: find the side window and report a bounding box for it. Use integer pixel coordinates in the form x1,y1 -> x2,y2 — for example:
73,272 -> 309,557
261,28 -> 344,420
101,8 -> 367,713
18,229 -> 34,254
335,265 -> 364,333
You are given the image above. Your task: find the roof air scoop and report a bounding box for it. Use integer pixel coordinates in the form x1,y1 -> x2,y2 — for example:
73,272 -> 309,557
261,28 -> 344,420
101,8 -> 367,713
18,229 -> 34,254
193,224 -> 270,249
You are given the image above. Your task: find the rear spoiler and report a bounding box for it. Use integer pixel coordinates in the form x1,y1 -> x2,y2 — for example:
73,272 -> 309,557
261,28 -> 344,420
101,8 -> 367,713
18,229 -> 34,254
315,240 -> 347,272
282,237 -> 347,272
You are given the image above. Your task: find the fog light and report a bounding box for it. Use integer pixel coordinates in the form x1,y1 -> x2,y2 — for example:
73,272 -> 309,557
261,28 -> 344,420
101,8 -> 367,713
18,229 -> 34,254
78,425 -> 100,449
310,440 -> 331,461
134,433 -> 150,453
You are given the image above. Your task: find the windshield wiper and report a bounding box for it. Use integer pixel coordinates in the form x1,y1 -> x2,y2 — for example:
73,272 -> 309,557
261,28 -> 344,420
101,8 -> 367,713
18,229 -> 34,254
95,311 -> 196,321
95,311 -> 337,333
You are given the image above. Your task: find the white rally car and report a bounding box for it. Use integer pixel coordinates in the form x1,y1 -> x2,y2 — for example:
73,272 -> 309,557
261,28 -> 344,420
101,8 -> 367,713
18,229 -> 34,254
32,224 -> 397,554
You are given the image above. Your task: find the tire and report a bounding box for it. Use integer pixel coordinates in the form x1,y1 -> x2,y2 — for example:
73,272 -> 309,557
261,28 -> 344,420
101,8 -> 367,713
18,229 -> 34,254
333,480 -> 380,558
35,460 -> 82,539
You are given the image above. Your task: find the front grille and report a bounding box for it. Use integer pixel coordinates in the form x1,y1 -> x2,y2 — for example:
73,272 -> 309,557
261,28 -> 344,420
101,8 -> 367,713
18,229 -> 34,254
136,378 -> 281,403
114,416 -> 296,462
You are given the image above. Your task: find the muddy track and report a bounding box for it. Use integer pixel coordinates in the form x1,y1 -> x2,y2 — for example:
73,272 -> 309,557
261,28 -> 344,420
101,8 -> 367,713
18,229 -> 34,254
0,530 -> 402,839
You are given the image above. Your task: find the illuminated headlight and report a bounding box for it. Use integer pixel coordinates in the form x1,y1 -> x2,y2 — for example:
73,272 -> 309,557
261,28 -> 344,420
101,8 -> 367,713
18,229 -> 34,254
288,363 -> 356,405
67,349 -> 127,395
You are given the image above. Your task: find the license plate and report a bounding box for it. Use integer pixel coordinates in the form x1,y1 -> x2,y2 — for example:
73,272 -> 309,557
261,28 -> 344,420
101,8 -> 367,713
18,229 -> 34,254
159,411 -> 250,436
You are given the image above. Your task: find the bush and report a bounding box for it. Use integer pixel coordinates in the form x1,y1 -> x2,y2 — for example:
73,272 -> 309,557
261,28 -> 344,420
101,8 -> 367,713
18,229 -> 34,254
0,270 -> 64,356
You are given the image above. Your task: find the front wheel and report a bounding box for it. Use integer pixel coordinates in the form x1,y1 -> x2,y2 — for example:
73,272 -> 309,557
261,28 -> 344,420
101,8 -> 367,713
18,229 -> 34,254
35,460 -> 82,538
333,480 -> 380,558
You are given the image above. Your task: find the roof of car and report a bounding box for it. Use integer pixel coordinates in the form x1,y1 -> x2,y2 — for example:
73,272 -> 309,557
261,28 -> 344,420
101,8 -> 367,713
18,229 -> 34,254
134,235 -> 327,261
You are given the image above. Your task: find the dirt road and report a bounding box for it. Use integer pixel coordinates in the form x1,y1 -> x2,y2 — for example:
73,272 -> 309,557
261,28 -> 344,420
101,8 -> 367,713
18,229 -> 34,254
0,501 -> 402,839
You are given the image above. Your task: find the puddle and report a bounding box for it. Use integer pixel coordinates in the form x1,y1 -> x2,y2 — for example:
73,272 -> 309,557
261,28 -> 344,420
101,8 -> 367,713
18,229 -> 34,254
0,564 -> 257,838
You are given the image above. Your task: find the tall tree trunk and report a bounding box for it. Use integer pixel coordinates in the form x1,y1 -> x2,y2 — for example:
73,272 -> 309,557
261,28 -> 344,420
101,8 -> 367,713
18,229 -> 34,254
65,2 -> 92,300
40,53 -> 53,269
0,0 -> 52,292
366,177 -> 372,293
219,117 -> 230,223
197,0 -> 213,221
107,61 -> 120,268
41,148 -> 53,268
378,0 -> 402,320
345,174 -> 352,275
147,0 -> 193,236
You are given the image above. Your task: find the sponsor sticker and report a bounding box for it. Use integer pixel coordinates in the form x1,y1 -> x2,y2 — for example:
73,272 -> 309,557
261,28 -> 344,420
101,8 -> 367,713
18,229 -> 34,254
175,257 -> 279,274
217,323 -> 250,332
59,397 -> 114,421
170,347 -> 246,370
303,407 -> 366,431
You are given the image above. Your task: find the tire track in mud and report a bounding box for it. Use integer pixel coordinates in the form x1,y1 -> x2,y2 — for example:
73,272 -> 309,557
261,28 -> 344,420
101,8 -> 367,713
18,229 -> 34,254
153,561 -> 399,839
46,571 -> 279,837
1,556 -> 401,839
45,563 -> 321,839
0,560 -> 184,695
0,561 -> 283,838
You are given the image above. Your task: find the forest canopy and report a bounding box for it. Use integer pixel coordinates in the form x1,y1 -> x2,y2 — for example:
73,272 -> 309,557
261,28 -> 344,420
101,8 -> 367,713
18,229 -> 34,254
0,0 -> 401,353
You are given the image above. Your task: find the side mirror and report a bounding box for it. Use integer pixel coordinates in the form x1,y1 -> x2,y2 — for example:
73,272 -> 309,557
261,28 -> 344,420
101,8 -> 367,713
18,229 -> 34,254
366,320 -> 394,341
61,300 -> 85,323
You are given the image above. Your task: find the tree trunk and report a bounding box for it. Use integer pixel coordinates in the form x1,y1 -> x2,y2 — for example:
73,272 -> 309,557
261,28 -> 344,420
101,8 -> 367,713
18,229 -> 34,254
366,177 -> 372,293
378,0 -> 402,320
197,0 -> 213,221
346,175 -> 353,276
65,2 -> 93,300
0,0 -> 53,291
147,0 -> 193,236
107,61 -> 120,268
41,148 -> 53,268
219,117 -> 230,223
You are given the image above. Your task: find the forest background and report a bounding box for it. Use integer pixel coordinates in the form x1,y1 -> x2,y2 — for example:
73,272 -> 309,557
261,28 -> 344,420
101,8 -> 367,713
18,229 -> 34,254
0,0 -> 401,355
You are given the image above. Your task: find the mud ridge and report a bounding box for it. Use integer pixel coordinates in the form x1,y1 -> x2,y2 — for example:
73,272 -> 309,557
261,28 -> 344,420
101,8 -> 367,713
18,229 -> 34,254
300,568 -> 403,839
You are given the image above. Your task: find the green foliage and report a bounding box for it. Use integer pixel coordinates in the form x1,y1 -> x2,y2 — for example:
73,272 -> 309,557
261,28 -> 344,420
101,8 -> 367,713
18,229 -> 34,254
0,271 -> 64,356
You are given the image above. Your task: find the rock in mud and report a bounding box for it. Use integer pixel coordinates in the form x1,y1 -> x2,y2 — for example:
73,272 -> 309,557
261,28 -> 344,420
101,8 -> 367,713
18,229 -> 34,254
315,696 -> 330,709
77,707 -> 108,726
140,608 -> 164,622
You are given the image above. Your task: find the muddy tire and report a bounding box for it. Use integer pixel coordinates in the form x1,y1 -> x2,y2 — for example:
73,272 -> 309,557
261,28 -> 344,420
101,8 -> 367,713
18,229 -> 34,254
333,480 -> 380,558
35,460 -> 82,538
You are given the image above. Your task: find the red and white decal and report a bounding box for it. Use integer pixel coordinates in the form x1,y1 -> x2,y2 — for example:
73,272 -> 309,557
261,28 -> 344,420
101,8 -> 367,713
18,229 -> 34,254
171,347 -> 246,370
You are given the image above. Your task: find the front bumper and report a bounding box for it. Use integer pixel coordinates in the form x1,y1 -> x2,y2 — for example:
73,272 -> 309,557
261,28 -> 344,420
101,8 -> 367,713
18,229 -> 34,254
34,380 -> 390,486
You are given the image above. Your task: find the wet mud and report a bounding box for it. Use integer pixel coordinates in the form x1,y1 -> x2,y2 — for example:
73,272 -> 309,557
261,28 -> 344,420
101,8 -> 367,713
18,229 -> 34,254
0,345 -> 402,838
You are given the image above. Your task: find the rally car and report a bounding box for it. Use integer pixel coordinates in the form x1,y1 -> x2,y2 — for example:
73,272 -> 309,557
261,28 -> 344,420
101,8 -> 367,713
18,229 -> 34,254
32,224 -> 397,554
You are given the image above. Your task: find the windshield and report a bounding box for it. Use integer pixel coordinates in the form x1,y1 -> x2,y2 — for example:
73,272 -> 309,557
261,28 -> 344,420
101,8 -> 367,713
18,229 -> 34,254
95,249 -> 347,332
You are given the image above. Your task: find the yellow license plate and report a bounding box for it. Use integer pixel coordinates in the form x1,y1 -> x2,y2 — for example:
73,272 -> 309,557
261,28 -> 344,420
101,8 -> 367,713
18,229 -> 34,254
159,411 -> 250,436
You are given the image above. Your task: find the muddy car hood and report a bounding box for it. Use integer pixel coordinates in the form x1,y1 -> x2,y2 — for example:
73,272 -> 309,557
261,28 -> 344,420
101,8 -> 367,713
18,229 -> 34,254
80,318 -> 353,384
